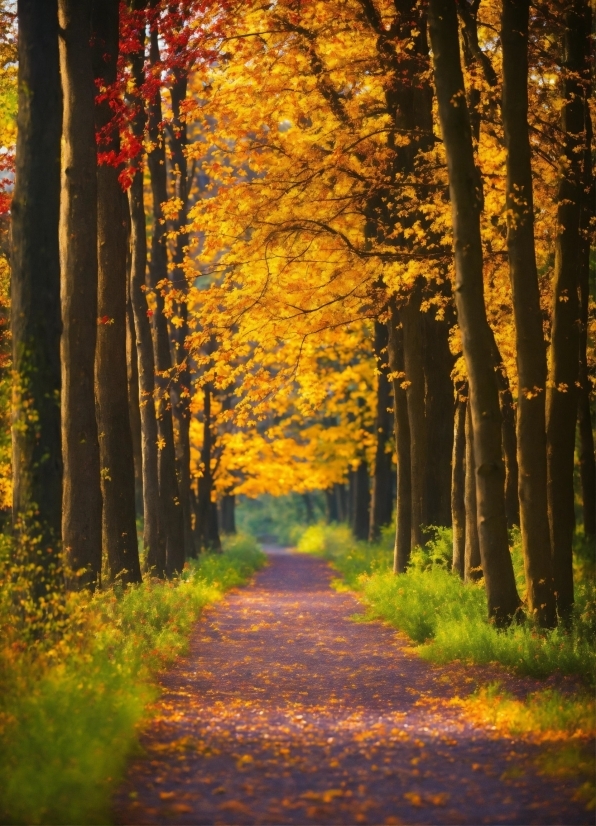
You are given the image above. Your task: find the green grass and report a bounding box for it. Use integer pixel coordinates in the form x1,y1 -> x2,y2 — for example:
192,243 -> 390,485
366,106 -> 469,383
0,534 -> 266,825
297,523 -> 596,684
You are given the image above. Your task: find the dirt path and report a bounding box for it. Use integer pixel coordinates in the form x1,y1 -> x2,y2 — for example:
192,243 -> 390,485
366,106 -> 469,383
114,553 -> 591,825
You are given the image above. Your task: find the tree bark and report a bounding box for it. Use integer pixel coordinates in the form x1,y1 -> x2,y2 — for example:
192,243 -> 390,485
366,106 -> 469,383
58,0 -> 103,589
369,320 -> 394,540
577,26 -> 595,543
401,284 -> 427,548
428,0 -> 520,624
11,0 -> 63,596
129,169 -> 167,576
464,402 -> 482,582
196,382 -> 221,551
352,459 -> 370,541
388,299 -> 412,573
220,493 -> 236,534
546,0 -> 591,618
126,18 -> 167,576
335,483 -> 347,523
423,311 -> 455,527
92,0 -> 141,585
167,66 -> 196,560
126,283 -> 144,520
147,25 -> 185,575
501,0 -> 556,627
451,394 -> 466,578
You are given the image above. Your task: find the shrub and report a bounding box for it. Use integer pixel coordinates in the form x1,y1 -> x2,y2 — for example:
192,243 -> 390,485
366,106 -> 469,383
296,523 -> 596,685
0,534 -> 266,825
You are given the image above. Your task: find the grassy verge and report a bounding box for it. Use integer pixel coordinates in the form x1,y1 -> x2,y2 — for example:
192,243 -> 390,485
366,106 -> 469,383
455,683 -> 595,809
0,534 -> 266,825
297,524 -> 595,804
296,523 -> 596,684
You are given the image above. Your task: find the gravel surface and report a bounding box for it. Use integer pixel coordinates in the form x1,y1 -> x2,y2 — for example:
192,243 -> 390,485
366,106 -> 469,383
113,553 -> 592,825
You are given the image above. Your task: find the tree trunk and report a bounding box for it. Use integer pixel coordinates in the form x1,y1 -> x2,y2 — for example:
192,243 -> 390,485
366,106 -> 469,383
451,394 -> 466,578
352,459 -> 370,541
501,0 -> 556,627
303,493 -> 315,524
577,30 -> 595,543
335,483 -> 347,523
147,26 -> 185,576
11,0 -> 63,596
346,468 -> 355,527
325,488 -> 338,523
387,300 -> 412,573
498,364 -> 520,530
129,169 -> 167,576
546,0 -> 591,619
126,283 -> 144,520
423,311 -> 455,527
127,14 -> 165,575
220,493 -> 236,535
92,0 -> 141,586
167,67 -> 196,560
58,0 -> 103,589
369,320 -> 394,540
401,284 -> 427,548
464,402 -> 482,582
196,383 -> 221,551
428,0 -> 520,624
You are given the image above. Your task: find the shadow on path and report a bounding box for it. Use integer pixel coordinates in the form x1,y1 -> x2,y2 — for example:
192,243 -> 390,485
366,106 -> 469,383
113,553 -> 591,825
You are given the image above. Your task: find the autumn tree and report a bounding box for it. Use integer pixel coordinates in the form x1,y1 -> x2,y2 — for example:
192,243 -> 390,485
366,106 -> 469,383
546,0 -> 592,618
58,0 -> 103,588
93,0 -> 141,585
428,0 -> 520,624
11,0 -> 62,594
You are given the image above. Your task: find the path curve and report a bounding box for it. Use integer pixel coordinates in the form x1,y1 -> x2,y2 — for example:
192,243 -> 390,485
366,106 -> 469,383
114,553 -> 590,825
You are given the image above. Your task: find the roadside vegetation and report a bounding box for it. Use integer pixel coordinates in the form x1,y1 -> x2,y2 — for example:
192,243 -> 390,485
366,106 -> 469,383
296,523 -> 595,685
0,534 -> 265,825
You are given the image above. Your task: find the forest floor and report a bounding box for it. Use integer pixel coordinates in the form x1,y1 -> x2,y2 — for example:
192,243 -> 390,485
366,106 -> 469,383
113,550 -> 593,825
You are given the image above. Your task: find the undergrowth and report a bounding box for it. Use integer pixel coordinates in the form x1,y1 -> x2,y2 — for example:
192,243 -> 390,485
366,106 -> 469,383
297,523 -> 596,684
0,533 -> 266,825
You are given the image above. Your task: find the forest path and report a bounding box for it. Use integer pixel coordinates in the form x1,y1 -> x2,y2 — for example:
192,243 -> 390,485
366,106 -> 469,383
114,553 -> 589,825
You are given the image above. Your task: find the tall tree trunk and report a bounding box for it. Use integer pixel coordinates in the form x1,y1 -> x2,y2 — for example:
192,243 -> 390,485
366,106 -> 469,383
577,29 -> 595,543
428,0 -> 520,624
58,0 -> 102,589
501,0 -> 556,627
326,488 -> 339,523
352,459 -> 370,541
11,0 -> 63,597
497,363 -> 521,530
92,0 -> 141,585
335,483 -> 347,523
451,393 -> 466,578
388,300 -> 412,573
401,284 -> 427,548
369,320 -> 394,540
167,67 -> 196,560
147,26 -> 185,576
129,169 -> 167,576
303,493 -> 314,524
126,284 -> 144,520
220,493 -> 236,535
196,383 -> 221,551
546,0 -> 591,619
423,312 -> 455,527
464,402 -> 482,582
346,468 -> 355,528
126,17 -> 167,575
